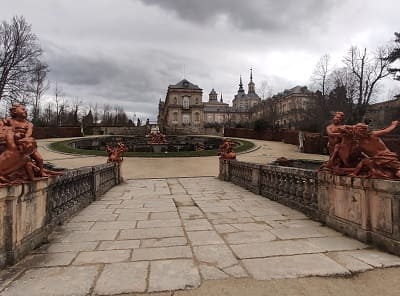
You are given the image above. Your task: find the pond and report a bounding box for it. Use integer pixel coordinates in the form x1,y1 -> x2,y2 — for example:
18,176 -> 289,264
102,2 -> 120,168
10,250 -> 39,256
69,135 -> 225,153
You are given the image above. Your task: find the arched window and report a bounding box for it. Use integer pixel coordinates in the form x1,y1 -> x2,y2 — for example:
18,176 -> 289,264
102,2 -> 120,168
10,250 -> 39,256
183,97 -> 190,109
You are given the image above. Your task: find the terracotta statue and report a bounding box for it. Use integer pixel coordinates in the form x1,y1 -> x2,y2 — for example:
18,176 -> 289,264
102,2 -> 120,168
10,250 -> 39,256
147,129 -> 167,145
195,142 -> 205,151
325,112 -> 348,168
0,104 -> 45,176
322,112 -> 400,179
349,121 -> 400,178
0,127 -> 38,184
0,104 -> 62,186
219,139 -> 236,160
106,143 -> 128,163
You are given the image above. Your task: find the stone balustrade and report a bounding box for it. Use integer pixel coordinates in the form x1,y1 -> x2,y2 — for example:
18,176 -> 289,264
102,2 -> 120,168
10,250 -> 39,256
219,159 -> 400,256
0,163 -> 120,268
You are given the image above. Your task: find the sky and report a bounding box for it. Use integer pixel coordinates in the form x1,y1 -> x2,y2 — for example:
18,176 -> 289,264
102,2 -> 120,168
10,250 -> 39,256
1,0 -> 399,120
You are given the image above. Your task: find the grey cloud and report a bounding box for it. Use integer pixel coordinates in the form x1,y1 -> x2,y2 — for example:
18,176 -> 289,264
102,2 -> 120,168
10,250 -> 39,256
137,0 -> 337,33
41,42 -> 210,120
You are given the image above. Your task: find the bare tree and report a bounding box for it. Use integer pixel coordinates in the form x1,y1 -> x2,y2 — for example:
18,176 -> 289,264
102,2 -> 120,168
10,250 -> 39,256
257,80 -> 274,99
387,32 -> 400,80
0,16 -> 43,102
311,54 -> 332,97
343,46 -> 391,121
89,103 -> 99,124
53,82 -> 66,126
27,61 -> 49,124
71,98 -> 82,125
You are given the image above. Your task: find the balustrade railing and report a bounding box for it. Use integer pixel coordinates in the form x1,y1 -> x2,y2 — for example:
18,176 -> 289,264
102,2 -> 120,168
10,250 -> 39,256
219,159 -> 400,256
260,165 -> 318,214
47,163 -> 119,226
229,161 -> 256,190
220,159 -> 319,215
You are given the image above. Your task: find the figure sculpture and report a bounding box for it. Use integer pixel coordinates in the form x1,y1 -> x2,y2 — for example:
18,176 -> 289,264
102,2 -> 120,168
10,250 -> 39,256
147,129 -> 167,145
219,139 -> 236,160
106,143 -> 128,163
195,142 -> 205,151
0,104 -> 62,186
322,112 -> 400,179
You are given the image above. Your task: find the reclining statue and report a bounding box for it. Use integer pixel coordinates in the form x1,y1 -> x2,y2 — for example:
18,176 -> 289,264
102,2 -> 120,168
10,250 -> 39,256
322,112 -> 400,179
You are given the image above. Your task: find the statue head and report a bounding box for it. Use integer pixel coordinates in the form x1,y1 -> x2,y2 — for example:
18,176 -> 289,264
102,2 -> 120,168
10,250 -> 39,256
332,112 -> 344,125
353,123 -> 369,138
10,104 -> 27,120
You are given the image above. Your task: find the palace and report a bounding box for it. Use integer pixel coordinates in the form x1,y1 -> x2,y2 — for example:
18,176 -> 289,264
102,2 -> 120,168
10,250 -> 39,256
157,70 -> 315,134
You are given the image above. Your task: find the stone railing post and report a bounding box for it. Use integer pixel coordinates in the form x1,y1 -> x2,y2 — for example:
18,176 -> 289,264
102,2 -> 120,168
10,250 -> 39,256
114,163 -> 121,185
218,159 -> 230,181
91,167 -> 97,200
251,165 -> 261,195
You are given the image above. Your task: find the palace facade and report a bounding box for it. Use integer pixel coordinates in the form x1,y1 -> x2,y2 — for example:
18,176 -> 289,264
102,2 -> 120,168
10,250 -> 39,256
158,71 -> 315,134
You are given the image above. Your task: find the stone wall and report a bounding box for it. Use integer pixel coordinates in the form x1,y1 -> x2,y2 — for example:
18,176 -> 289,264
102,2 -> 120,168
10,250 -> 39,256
32,127 -> 82,139
224,127 -> 282,141
0,163 -> 120,268
219,159 -> 400,255
84,125 -> 148,136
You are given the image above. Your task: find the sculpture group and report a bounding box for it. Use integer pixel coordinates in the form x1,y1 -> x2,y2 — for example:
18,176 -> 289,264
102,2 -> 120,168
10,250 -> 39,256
219,139 -> 236,160
324,112 -> 400,179
147,130 -> 167,145
0,104 -> 61,186
106,143 -> 128,163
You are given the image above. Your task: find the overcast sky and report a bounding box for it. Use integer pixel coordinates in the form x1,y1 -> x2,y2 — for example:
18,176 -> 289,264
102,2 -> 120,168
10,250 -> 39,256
1,0 -> 399,120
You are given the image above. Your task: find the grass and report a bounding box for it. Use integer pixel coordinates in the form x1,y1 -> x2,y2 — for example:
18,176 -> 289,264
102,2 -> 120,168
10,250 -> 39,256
49,137 -> 255,158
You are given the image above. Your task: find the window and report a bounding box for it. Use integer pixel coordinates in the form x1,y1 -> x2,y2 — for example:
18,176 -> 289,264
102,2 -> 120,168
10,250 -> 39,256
195,97 -> 199,104
173,112 -> 178,122
183,96 -> 190,109
174,97 -> 177,105
207,114 -> 213,123
194,112 -> 200,122
182,114 -> 190,124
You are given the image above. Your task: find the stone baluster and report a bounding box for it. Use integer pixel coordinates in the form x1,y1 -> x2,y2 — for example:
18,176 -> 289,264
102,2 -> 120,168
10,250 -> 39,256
303,176 -> 311,206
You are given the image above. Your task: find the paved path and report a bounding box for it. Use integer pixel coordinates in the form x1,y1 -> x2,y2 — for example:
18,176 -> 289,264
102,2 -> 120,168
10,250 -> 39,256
2,177 -> 400,295
38,138 -> 328,178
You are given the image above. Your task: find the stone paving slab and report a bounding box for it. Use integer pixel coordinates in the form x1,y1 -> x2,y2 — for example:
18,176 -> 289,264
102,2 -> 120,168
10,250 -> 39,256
148,259 -> 201,292
140,237 -> 188,248
231,240 -> 325,259
2,177 -> 400,295
97,239 -> 140,250
35,241 -> 98,253
73,249 -> 131,264
1,266 -> 99,296
119,227 -> 185,240
242,254 -> 351,280
132,246 -> 192,261
93,262 -> 148,295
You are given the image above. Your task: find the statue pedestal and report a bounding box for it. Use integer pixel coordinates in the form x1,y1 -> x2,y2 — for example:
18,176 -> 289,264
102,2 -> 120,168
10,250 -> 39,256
151,144 -> 168,153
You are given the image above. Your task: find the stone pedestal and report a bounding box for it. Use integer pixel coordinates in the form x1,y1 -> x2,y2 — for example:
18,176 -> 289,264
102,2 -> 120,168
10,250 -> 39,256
151,144 -> 168,153
0,180 -> 50,267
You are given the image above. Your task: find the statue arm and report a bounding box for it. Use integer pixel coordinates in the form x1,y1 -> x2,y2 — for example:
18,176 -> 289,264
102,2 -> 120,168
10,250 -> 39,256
326,126 -> 341,137
25,122 -> 33,137
0,118 -> 9,127
5,128 -> 17,150
372,121 -> 399,137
